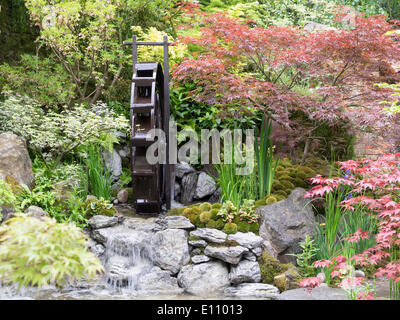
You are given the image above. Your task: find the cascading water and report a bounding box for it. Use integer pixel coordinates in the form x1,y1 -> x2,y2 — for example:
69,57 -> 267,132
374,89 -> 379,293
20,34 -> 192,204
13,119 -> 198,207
102,229 -> 154,292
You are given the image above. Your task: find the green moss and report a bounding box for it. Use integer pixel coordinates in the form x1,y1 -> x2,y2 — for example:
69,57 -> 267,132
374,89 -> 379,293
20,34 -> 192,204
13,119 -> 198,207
206,219 -> 216,228
274,194 -> 285,201
99,208 -> 117,217
271,181 -> 284,192
5,175 -> 23,195
188,235 -> 202,241
187,213 -> 199,224
274,190 -> 288,197
255,199 -> 267,208
275,165 -> 285,172
294,177 -> 308,188
281,180 -> 295,190
199,202 -> 212,212
183,208 -> 193,217
199,211 -> 211,223
258,251 -> 290,284
209,208 -> 219,220
297,166 -> 316,177
208,240 -> 240,248
222,222 -> 238,234
166,207 -> 184,216
249,222 -> 259,234
211,203 -> 222,209
237,221 -> 250,233
279,174 -> 294,182
192,206 -> 202,214
215,219 -> 225,230
265,196 -> 277,205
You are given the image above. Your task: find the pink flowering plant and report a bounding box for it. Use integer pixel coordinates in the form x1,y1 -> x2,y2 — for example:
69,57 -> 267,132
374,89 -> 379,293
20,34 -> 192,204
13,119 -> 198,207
300,154 -> 400,299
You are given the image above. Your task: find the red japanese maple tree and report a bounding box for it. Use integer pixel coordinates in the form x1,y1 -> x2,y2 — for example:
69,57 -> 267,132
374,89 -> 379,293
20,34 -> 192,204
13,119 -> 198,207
302,154 -> 400,298
172,8 -> 400,157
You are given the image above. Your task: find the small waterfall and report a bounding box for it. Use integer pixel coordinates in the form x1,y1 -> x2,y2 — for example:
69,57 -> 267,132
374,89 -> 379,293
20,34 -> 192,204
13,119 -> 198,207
102,228 -> 154,292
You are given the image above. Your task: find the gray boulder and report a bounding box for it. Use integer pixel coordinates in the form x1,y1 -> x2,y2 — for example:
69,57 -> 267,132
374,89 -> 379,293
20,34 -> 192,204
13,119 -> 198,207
256,188 -> 317,264
177,261 -> 230,297
191,255 -> 211,264
0,132 -> 34,188
277,285 -> 347,300
227,232 -> 263,249
180,172 -> 198,204
136,266 -> 184,294
224,283 -> 279,299
117,189 -> 129,203
204,244 -> 248,264
229,260 -> 261,284
190,228 -> 227,244
175,162 -> 196,178
24,206 -> 48,218
88,215 -> 119,229
150,229 -> 190,274
163,216 -> 194,230
194,172 -> 217,199
188,239 -> 208,248
103,148 -> 122,181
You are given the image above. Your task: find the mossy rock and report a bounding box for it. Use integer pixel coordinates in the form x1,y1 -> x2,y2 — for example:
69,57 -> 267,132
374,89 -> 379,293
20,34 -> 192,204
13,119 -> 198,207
232,216 -> 241,225
206,219 -> 217,228
188,235 -> 202,242
249,222 -> 259,234
215,219 -> 225,230
211,203 -> 222,209
209,208 -> 219,220
208,239 -> 241,248
274,190 -> 288,197
166,207 -> 184,216
279,174 -> 294,182
199,211 -> 211,223
183,207 -> 194,217
237,221 -> 250,233
293,177 -> 308,188
258,251 -> 291,284
281,180 -> 295,190
5,175 -> 23,196
271,181 -> 284,192
255,199 -> 267,208
222,222 -> 238,234
273,194 -> 286,201
192,206 -> 202,214
265,196 -> 277,205
297,166 -> 316,177
199,202 -> 212,212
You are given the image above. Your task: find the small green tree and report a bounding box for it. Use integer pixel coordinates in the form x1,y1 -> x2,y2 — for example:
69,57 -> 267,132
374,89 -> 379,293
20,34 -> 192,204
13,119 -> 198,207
0,215 -> 104,289
24,0 -> 185,104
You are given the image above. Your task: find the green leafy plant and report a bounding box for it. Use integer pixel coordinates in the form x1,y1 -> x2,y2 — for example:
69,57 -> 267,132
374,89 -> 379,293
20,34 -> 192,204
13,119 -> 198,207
0,179 -> 19,219
0,215 -> 104,289
287,235 -> 318,277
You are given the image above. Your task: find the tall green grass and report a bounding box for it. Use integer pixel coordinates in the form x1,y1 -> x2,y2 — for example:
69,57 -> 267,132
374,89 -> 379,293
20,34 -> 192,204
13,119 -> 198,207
84,144 -> 113,200
255,116 -> 278,199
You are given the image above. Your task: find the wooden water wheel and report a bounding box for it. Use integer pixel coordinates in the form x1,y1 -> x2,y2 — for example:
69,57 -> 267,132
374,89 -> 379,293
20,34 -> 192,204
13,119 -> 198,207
123,36 -> 174,214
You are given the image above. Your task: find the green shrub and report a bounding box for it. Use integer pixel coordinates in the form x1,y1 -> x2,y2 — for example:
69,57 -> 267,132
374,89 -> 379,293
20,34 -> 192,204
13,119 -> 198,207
222,222 -> 238,234
0,215 -> 104,288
